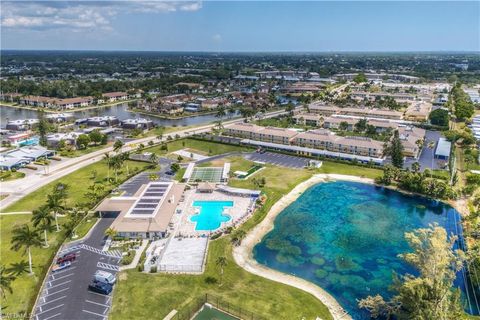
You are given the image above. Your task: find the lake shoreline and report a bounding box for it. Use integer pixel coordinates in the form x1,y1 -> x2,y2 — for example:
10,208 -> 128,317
233,173 -> 468,320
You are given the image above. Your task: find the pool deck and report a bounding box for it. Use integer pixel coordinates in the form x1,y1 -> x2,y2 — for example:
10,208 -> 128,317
176,189 -> 254,237
233,174 -> 375,320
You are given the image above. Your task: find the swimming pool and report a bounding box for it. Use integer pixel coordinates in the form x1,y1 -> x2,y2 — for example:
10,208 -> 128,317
18,137 -> 39,146
191,200 -> 233,231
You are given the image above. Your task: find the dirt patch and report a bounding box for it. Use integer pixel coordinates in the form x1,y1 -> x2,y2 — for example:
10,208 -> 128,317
119,272 -> 128,281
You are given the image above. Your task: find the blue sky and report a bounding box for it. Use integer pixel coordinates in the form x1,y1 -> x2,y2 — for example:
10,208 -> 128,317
1,1 -> 479,51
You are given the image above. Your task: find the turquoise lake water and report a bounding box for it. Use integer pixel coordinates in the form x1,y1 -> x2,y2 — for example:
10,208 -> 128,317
191,201 -> 233,231
253,181 -> 479,319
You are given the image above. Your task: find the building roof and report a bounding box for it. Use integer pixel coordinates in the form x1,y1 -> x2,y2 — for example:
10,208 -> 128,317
435,137 -> 451,158
102,91 -> 127,98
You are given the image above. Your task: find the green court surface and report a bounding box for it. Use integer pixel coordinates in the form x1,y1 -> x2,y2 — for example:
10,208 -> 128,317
189,167 -> 224,183
192,305 -> 239,320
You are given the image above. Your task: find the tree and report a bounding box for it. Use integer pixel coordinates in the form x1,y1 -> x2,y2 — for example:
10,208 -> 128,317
6,261 -> 29,277
104,153 -> 113,180
31,205 -> 54,247
215,256 -> 228,284
216,105 -> 226,119
170,162 -> 180,173
0,265 -> 16,300
429,109 -> 449,127
105,228 -> 117,239
353,73 -> 368,84
388,130 -> 404,169
10,225 -> 42,274
76,134 -> 90,149
411,162 -> 421,173
231,230 -> 246,246
149,152 -> 158,164
339,121 -> 349,131
111,155 -> 124,182
359,224 -> 465,319
46,183 -> 68,232
149,173 -> 158,181
354,118 -> 368,132
37,109 -> 49,147
89,130 -> 103,146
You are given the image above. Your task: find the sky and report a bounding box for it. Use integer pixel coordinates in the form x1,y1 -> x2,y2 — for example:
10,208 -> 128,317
1,1 -> 479,52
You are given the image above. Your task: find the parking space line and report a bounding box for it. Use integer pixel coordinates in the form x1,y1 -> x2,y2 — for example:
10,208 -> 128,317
40,312 -> 62,320
37,295 -> 67,308
82,309 -> 107,319
46,280 -> 71,290
41,287 -> 69,300
86,300 -> 110,308
49,266 -> 76,275
103,307 -> 109,314
34,304 -> 64,316
88,291 -> 111,299
49,273 -> 74,282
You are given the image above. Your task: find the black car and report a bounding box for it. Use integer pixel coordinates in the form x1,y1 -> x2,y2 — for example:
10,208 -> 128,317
88,281 -> 113,295
165,170 -> 174,176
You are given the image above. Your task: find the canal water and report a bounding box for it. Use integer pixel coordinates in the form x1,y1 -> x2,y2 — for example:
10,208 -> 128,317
0,104 -> 236,128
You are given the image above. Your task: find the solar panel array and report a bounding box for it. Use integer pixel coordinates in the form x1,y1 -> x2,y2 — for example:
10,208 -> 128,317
130,182 -> 170,215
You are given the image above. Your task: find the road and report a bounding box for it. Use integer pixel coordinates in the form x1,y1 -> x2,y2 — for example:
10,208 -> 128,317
0,109 -> 286,211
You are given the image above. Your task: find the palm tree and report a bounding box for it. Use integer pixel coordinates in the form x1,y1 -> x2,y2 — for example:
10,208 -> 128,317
10,225 -> 42,274
46,193 -> 63,232
0,265 -> 15,300
231,230 -> 246,246
6,261 -> 29,277
215,256 -> 227,284
149,152 -> 158,164
104,153 -> 113,180
113,139 -> 124,153
31,206 -> 54,247
112,155 -> 124,182
105,228 -> 117,239
411,162 -> 421,173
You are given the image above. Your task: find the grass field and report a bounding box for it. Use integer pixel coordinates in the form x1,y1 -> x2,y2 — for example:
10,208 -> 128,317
3,160 -> 151,213
0,214 -> 66,315
144,138 -> 252,157
111,165 -> 333,320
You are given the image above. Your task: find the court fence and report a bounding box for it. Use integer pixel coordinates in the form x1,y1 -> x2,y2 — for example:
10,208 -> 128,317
172,293 -> 266,320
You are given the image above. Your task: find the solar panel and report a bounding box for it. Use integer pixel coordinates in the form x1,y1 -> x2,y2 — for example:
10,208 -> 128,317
126,182 -> 173,216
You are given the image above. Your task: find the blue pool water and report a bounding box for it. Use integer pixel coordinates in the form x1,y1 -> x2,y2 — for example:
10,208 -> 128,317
253,181 -> 479,319
191,201 -> 233,231
18,137 -> 39,146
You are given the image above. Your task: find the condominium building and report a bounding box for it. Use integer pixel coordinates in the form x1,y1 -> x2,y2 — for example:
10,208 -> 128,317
397,126 -> 426,158
292,113 -> 323,127
292,130 -> 384,158
404,102 -> 433,122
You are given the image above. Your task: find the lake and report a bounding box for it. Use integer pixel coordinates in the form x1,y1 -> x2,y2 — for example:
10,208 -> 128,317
253,181 -> 479,319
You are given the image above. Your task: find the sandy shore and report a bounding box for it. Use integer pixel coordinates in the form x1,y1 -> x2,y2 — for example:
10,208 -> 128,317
233,174 -> 375,320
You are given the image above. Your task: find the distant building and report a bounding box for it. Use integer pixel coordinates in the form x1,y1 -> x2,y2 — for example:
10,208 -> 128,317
121,118 -> 154,130
5,119 -> 39,131
102,92 -> 128,102
404,102 -> 433,122
86,116 -> 120,127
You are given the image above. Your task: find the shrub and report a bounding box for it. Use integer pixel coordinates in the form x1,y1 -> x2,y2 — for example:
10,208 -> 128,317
204,276 -> 218,284
210,233 -> 222,240
150,266 -> 157,273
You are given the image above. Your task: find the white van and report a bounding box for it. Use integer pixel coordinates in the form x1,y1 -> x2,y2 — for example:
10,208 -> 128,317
93,270 -> 116,285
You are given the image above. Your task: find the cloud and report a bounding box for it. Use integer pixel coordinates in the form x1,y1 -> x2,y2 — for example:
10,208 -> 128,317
1,1 -> 202,31
212,34 -> 222,43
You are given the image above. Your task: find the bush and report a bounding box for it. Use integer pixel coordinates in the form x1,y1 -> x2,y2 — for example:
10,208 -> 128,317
137,264 -> 144,272
150,266 -> 157,273
210,233 -> 222,240
204,276 -> 218,284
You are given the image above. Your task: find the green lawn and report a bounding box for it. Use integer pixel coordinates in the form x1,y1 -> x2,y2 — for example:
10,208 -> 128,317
316,161 -> 382,180
0,170 -> 26,182
111,166 -> 332,320
144,138 -> 252,157
0,214 -> 66,315
70,216 -> 98,241
59,143 -> 112,158
3,159 -> 151,213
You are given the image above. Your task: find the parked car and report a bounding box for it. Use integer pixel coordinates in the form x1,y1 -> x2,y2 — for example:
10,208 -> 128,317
52,261 -> 72,272
88,281 -> 113,295
93,270 -> 116,285
56,253 -> 76,264
165,170 -> 174,176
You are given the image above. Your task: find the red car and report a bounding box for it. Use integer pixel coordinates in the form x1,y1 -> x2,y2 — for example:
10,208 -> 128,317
56,253 -> 76,264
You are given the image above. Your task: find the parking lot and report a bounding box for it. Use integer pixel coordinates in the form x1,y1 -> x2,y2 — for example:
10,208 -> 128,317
32,215 -> 120,320
245,151 -> 309,168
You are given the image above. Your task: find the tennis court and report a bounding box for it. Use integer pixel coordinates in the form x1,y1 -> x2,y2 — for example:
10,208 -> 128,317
189,167 -> 224,183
